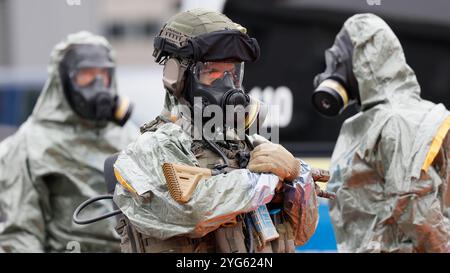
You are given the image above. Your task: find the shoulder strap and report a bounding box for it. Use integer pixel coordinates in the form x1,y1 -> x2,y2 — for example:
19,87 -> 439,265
139,115 -> 172,134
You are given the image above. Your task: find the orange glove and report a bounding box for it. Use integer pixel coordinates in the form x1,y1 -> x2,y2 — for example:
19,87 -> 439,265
248,142 -> 300,182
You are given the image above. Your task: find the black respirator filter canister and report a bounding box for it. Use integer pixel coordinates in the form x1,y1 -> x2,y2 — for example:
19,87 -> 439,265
312,79 -> 349,117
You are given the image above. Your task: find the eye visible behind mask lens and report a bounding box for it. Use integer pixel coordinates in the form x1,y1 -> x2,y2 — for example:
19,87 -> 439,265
74,67 -> 111,88
198,61 -> 243,88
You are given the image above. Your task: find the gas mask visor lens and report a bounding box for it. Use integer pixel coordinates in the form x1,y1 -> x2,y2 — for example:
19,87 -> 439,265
193,61 -> 244,89
72,67 -> 113,88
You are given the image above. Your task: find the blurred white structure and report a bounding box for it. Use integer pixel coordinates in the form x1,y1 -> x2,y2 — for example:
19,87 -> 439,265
180,0 -> 225,12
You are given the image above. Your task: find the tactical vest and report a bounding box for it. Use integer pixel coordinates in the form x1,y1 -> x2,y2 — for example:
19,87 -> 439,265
115,116 -> 295,253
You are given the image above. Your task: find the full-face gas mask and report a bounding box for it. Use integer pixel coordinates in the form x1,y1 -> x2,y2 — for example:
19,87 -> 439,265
59,44 -> 133,126
153,26 -> 264,132
312,29 -> 360,117
183,61 -> 266,132
185,61 -> 248,109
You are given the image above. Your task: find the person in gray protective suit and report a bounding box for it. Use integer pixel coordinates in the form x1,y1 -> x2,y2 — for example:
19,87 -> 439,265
0,31 -> 137,252
312,13 -> 450,252
112,9 -> 322,253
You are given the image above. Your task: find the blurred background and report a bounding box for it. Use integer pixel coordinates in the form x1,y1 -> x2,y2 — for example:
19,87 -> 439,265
1,0 -> 450,252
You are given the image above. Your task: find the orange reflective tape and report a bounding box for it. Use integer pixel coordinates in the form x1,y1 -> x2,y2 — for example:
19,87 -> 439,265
422,116 -> 450,172
114,168 -> 137,194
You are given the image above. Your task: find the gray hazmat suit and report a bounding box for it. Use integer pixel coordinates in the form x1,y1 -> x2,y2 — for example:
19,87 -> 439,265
0,31 -> 137,253
327,14 -> 450,252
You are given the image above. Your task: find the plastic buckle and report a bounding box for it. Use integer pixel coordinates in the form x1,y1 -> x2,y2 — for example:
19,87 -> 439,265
269,208 -> 283,225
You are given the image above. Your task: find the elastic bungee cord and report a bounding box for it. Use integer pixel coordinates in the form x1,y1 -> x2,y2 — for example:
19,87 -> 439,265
73,195 -> 121,225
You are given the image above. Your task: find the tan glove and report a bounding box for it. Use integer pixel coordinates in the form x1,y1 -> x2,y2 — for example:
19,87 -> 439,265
311,167 -> 336,199
311,167 -> 330,182
248,142 -> 300,182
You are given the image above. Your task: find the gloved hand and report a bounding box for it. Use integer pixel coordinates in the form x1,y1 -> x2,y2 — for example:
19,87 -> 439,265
311,167 -> 330,182
311,167 -> 336,199
248,142 -> 300,182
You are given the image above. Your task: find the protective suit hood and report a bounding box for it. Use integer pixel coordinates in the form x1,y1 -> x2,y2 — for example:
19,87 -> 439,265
345,14 -> 421,110
33,31 -> 119,126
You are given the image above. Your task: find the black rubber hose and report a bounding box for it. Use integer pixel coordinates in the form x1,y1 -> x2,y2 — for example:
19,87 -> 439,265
203,137 -> 230,167
245,134 -> 255,150
73,195 -> 122,225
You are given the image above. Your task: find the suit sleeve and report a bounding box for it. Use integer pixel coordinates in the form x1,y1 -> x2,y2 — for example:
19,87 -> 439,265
0,157 -> 46,252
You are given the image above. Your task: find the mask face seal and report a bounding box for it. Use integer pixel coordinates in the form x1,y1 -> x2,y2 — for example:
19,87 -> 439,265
312,29 -> 360,117
59,44 -> 133,126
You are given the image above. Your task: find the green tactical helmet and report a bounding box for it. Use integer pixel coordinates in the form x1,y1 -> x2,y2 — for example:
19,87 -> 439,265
153,9 -> 260,97
153,9 -> 259,62
153,9 -> 248,62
